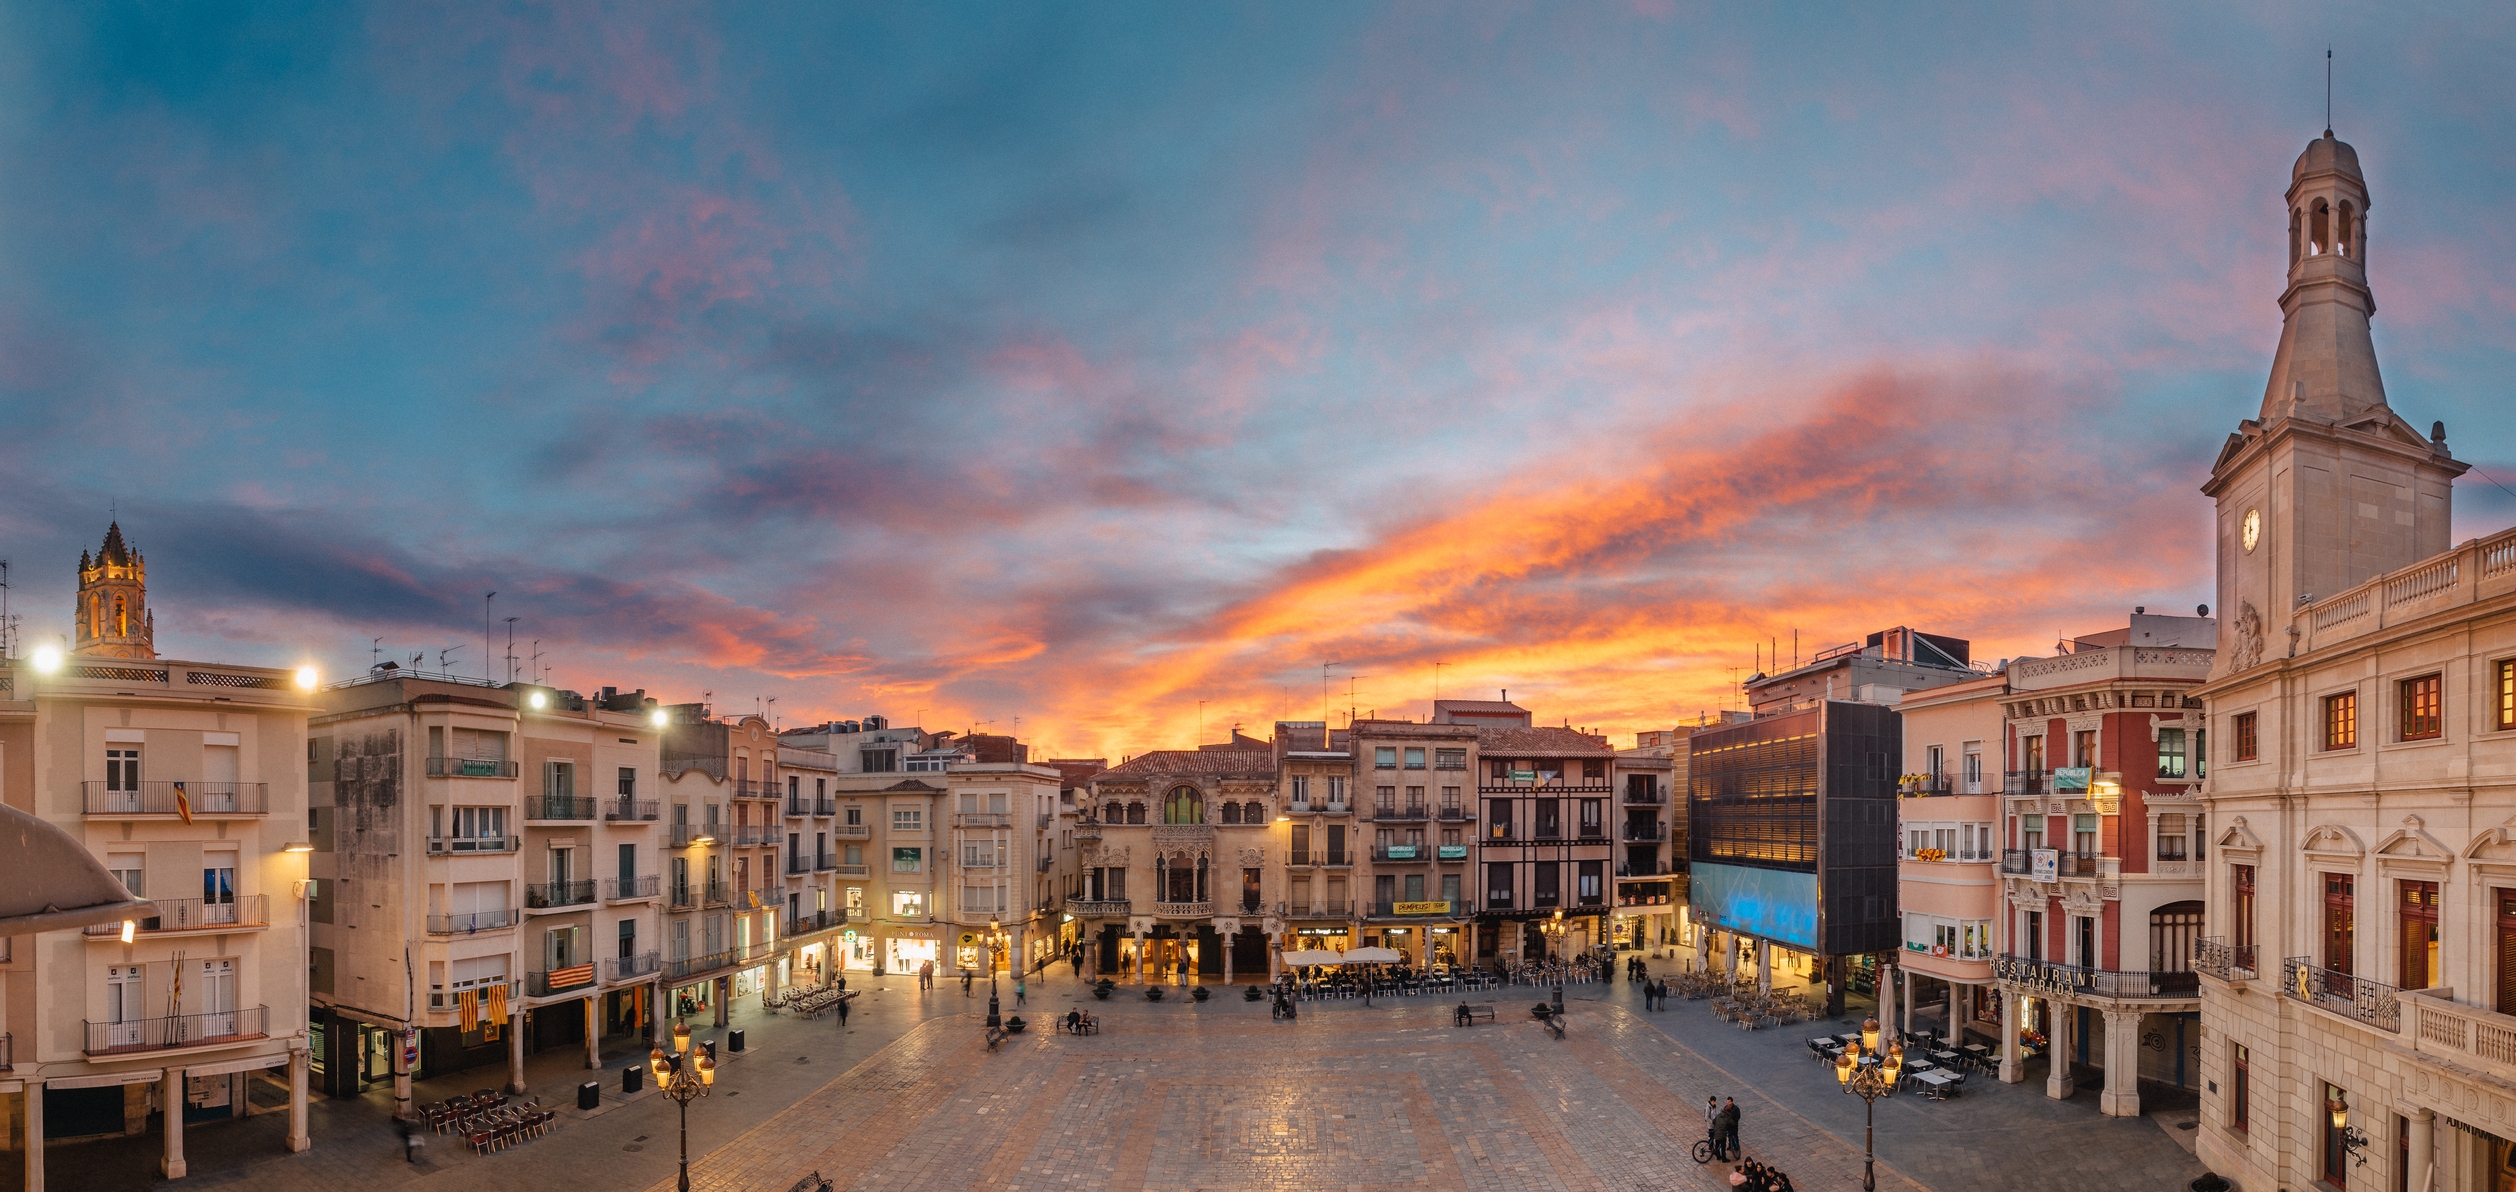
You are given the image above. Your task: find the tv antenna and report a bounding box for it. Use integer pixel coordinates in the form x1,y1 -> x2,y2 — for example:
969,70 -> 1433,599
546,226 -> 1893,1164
439,644 -> 464,673
2326,46 -> 2334,137
530,640 -> 544,684
503,616 -> 519,683
483,591 -> 496,683
371,637 -> 383,668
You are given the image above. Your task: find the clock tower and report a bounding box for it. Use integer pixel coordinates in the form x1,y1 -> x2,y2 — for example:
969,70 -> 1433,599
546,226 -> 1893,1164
2201,132 -> 2466,680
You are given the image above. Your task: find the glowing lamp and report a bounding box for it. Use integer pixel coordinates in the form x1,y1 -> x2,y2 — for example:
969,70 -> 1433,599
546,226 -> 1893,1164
648,1046 -> 670,1083
2329,1095 -> 2349,1130
528,691 -> 548,710
1860,1016 -> 1881,1055
30,644 -> 61,674
1883,1039 -> 1905,1083
695,1049 -> 716,1086
651,709 -> 670,728
1835,1048 -> 1855,1085
120,919 -> 136,944
672,1020 -> 692,1054
282,840 -> 314,853
294,665 -> 318,691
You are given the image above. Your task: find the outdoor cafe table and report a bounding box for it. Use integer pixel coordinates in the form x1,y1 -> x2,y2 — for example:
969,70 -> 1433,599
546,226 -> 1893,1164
1913,1070 -> 1960,1097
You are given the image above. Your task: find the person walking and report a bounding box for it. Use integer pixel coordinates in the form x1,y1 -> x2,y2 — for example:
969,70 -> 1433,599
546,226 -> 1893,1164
1072,947 -> 1087,980
836,995 -> 851,1028
919,958 -> 934,991
1015,977 -> 1027,1008
962,968 -> 974,997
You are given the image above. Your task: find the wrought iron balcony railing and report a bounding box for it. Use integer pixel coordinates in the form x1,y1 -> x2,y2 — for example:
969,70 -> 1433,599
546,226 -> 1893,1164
428,756 -> 519,779
605,875 -> 660,901
428,834 -> 520,854
527,796 -> 596,821
86,1005 -> 269,1055
524,879 -> 597,909
2192,936 -> 2258,980
425,908 -> 515,934
83,781 -> 269,817
2282,957 -> 2401,1033
1991,954 -> 2200,1000
84,894 -> 270,936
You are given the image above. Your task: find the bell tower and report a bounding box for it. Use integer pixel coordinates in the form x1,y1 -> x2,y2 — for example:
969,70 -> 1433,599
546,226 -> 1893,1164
2203,133 -> 2466,679
73,521 -> 156,659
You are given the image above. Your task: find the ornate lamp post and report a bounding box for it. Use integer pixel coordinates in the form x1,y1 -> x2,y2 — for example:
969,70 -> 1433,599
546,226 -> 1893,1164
1540,909 -> 1568,1013
984,916 -> 1009,1029
1833,1016 -> 1904,1192
650,1026 -> 717,1192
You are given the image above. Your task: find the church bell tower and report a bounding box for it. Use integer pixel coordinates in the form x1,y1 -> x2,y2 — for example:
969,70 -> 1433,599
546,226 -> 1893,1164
2202,132 -> 2467,679
74,522 -> 156,659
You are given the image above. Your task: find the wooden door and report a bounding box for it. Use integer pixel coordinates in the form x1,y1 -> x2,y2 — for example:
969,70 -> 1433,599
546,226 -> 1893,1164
2398,881 -> 2439,991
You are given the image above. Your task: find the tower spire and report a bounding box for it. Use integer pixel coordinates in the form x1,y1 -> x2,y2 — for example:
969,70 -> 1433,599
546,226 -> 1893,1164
2257,129 -> 2384,425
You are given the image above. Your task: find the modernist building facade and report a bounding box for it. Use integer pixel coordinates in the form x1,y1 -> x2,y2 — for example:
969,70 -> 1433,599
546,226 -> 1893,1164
1077,747 -> 1277,983
0,525 -> 316,1185
2193,131 -> 2514,1192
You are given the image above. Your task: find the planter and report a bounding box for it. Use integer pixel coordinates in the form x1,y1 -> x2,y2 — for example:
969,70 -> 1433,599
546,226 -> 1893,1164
2188,1176 -> 2229,1192
1531,1003 -> 1554,1019
1243,986 -> 1264,1002
1191,987 -> 1210,1002
1145,987 -> 1166,1002
1005,1017 -> 1027,1034
1092,986 -> 1112,1000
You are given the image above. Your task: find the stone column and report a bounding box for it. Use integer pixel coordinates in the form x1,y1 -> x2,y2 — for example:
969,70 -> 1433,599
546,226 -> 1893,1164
584,997 -> 601,1070
2099,1009 -> 2141,1117
713,976 -> 730,1027
287,1050 -> 312,1152
161,1067 -> 186,1179
2045,1002 -> 2075,1100
392,1022 -> 413,1124
1222,927 -> 1235,985
1947,982 -> 1961,1041
1900,967 -> 1916,1035
652,979 -> 670,1047
506,1008 -> 528,1095
2407,1107 -> 2435,1192
24,1078 -> 43,1192
1755,940 -> 1771,991
1998,991 -> 2023,1083
1132,930 -> 1146,985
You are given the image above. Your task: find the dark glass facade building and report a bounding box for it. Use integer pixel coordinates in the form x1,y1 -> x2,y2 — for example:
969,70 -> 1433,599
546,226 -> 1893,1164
1687,701 -> 1901,973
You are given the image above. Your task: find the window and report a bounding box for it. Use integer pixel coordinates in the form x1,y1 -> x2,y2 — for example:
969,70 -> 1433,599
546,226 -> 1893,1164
1325,777 -> 1346,806
2321,1082 -> 2349,1185
1925,745 -> 1944,781
1162,785 -> 1204,824
452,806 -> 507,841
892,847 -> 923,874
1290,776 -> 1310,805
845,805 -> 863,825
1961,745 -> 1983,791
2233,712 -> 2258,761
1126,801 -> 1146,824
2157,813 -> 2188,860
2324,873 -> 2355,974
618,767 -> 637,797
1534,800 -> 1561,839
545,760 -> 575,799
1375,786 -> 1396,815
2232,864 -> 2256,958
1220,802 -> 1242,824
2196,729 -> 2207,779
892,807 -> 923,832
106,747 -> 141,792
2023,735 -> 2045,776
2157,728 -> 2187,779
1576,861 -> 1603,905
2500,660 -> 2516,730
1242,801 -> 1264,822
1486,862 -> 1513,908
1532,863 -> 1560,907
1375,747 -> 1397,770
109,854 -> 143,897
1290,825 -> 1311,865
1435,749 -> 1466,771
1487,798 -> 1512,839
2073,814 -> 2098,857
1404,748 -> 1426,770
2230,1044 -> 2250,1134
2324,691 -> 2358,750
846,886 -> 864,912
203,861 -> 237,923
2400,674 -> 2443,741
1579,800 -> 1603,836
2072,730 -> 2097,769
892,889 -> 924,916
2400,880 -> 2440,991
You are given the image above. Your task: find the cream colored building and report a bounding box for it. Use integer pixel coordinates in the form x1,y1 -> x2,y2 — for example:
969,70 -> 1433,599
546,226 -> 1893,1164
1891,671 -> 2007,1047
654,712 -> 787,1027
2191,131 -> 2510,1191
0,525 -> 314,1185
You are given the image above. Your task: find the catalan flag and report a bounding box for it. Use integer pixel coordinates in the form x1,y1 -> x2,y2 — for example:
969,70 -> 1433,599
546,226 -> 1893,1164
172,781 -> 193,825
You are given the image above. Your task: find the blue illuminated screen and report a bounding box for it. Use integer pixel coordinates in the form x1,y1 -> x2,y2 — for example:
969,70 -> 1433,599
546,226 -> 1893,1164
1690,862 -> 1818,950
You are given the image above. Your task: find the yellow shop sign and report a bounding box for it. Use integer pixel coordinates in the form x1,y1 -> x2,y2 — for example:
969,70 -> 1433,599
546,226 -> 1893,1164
1393,900 -> 1451,915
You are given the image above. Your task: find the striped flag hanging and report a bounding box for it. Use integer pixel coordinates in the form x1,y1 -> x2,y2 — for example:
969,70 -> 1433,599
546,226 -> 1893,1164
173,781 -> 193,825
547,963 -> 595,991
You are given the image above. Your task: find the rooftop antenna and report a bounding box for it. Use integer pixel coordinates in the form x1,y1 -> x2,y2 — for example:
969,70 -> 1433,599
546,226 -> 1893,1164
483,591 -> 496,683
503,616 -> 518,684
1198,700 -> 1207,745
371,637 -> 383,669
439,644 -> 464,673
0,558 -> 13,661
1345,676 -> 1366,728
1321,661 -> 1343,726
2326,46 -> 2334,137
767,696 -> 777,732
530,640 -> 544,684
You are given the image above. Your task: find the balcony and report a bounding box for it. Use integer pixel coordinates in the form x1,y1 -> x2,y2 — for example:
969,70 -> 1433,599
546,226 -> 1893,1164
2282,957 -> 2401,1033
955,812 -> 1012,828
84,895 -> 270,936
702,881 -> 732,907
85,1006 -> 269,1056
524,879 -> 597,910
1436,805 -> 1475,822
606,798 -> 662,822
1068,899 -> 1131,917
815,799 -> 837,816
1615,862 -> 1667,878
605,952 -> 662,982
786,795 -> 812,817
605,875 -> 661,902
1621,787 -> 1667,806
426,909 -> 516,934
525,965 -> 598,997
834,863 -> 870,877
814,852 -> 837,872
1372,844 -> 1427,862
668,885 -> 697,910
1898,773 -> 1954,796
1620,822 -> 1664,842
1990,955 -> 2200,1000
833,823 -> 872,839
1369,805 -> 1430,822
428,756 -> 520,779
1286,802 -> 1353,816
669,823 -> 717,848
1072,820 -> 1103,841
1438,844 -> 1469,861
1152,900 -> 1213,917
428,834 -> 520,855
665,950 -> 740,981
2001,771 -> 2048,796
731,825 -> 773,847
1277,900 -> 1355,918
82,781 -> 268,817
2404,990 -> 2516,1086
526,795 -> 596,822
1998,849 -> 2102,878
2192,936 -> 2258,981
790,909 -> 846,934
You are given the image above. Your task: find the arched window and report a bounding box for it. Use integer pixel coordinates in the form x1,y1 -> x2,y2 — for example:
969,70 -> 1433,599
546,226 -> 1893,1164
2337,201 -> 2355,258
1220,802 -> 1242,824
2149,900 -> 2205,972
2289,206 -> 2303,268
1125,802 -> 1146,824
114,595 -> 127,637
1103,802 -> 1122,823
1162,785 -> 1204,825
2310,199 -> 2331,255
1243,802 -> 1265,823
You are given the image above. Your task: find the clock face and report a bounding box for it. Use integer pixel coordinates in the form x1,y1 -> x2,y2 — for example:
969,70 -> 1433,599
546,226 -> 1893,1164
2242,508 -> 2261,553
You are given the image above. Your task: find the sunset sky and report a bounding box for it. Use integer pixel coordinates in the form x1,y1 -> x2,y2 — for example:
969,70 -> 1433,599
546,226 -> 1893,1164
5,3 -> 2515,759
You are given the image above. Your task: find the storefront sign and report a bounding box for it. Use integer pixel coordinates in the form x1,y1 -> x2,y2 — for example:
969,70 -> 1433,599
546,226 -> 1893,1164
1393,900 -> 1450,915
2030,848 -> 2059,882
1509,769 -> 1538,783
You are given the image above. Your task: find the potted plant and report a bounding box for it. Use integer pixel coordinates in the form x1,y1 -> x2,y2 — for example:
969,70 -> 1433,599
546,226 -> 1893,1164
1091,983 -> 1112,1000
1146,986 -> 1166,1001
1191,986 -> 1210,1002
1005,1016 -> 1027,1034
1243,986 -> 1264,1002
2188,1176 -> 2229,1192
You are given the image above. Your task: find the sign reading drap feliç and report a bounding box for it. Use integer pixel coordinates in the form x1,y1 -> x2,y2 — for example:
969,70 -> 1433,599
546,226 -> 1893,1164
1393,900 -> 1451,915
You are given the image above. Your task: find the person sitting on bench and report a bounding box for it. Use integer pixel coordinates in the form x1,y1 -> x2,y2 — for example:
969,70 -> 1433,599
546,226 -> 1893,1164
1064,1010 -> 1083,1034
1455,1000 -> 1474,1027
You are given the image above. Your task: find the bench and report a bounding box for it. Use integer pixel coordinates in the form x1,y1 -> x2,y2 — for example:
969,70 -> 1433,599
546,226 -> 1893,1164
1060,1016 -> 1101,1035
1452,1005 -> 1496,1027
785,1173 -> 835,1192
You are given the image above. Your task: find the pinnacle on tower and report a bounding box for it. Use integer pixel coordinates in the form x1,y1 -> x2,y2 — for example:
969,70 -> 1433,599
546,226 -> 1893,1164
2257,133 -> 2386,426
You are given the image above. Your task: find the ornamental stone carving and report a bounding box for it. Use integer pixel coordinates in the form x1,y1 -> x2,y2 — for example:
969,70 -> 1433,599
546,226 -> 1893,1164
2230,601 -> 2265,672
1237,847 -> 1265,865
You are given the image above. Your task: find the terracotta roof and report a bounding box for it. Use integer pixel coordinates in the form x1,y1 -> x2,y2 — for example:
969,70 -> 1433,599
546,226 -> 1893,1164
1473,725 -> 1613,755
1435,699 -> 1527,715
1092,749 -> 1274,782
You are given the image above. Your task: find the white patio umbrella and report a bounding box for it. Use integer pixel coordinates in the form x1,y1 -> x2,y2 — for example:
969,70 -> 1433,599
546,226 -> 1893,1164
1343,946 -> 1404,964
1280,949 -> 1343,966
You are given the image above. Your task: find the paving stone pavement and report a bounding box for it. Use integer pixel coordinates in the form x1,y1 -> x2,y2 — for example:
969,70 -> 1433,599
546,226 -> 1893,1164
53,966 -> 2215,1190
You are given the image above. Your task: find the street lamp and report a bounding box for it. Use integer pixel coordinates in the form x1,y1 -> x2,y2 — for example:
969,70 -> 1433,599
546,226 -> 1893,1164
649,1031 -> 717,1192
984,916 -> 1009,1029
1540,909 -> 1569,1013
1832,1016 -> 1905,1192
2328,1093 -> 2370,1168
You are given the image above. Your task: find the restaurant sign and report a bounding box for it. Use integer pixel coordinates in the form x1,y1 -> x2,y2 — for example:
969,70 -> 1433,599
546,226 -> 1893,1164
1393,900 -> 1451,915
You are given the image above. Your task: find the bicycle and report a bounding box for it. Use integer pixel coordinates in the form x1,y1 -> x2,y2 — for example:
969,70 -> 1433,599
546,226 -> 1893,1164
1691,1138 -> 1716,1164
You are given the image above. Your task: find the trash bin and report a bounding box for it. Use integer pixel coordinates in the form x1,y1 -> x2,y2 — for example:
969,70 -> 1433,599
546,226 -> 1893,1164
622,1064 -> 643,1094
728,1028 -> 745,1054
578,1081 -> 601,1111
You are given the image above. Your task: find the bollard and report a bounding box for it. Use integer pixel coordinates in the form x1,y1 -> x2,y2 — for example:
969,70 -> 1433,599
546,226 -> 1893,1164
622,1064 -> 644,1094
728,1028 -> 746,1054
578,1081 -> 600,1111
